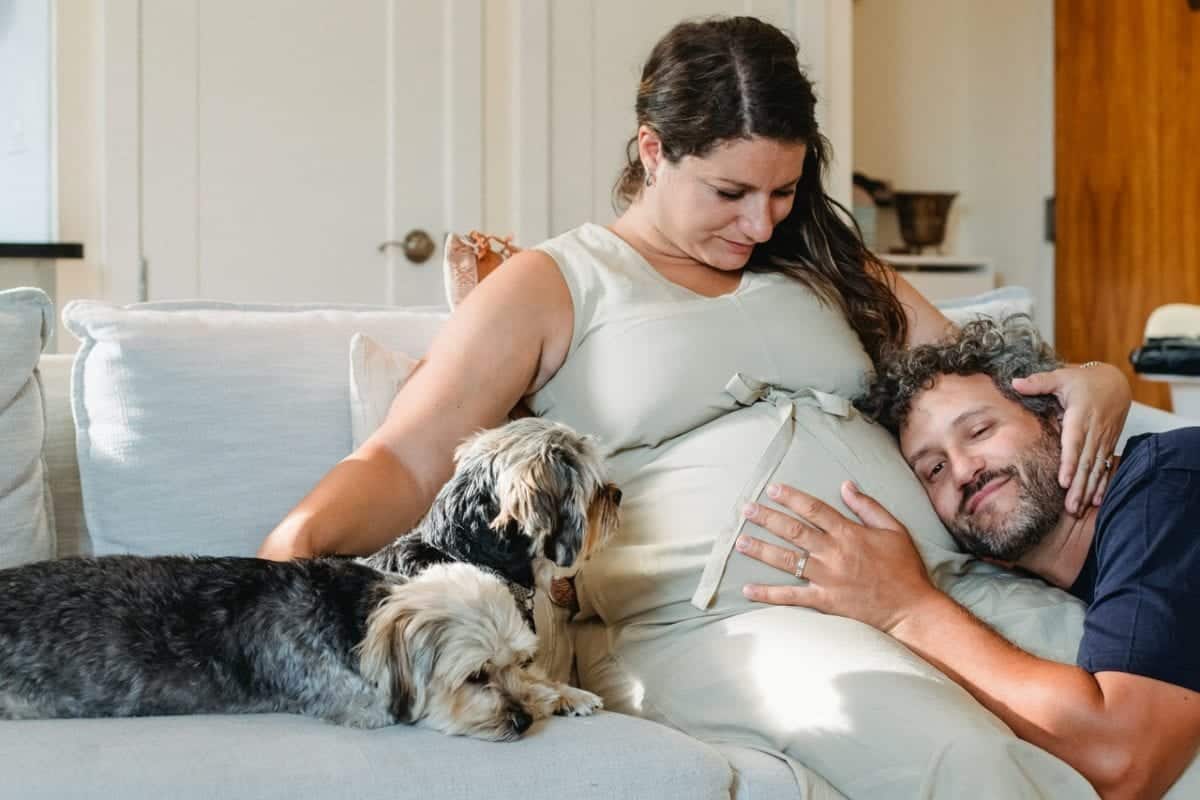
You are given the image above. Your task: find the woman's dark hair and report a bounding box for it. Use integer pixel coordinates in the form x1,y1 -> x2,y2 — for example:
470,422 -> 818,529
615,16 -> 907,364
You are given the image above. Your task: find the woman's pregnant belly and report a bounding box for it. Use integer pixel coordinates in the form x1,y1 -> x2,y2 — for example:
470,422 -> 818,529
576,401 -> 967,627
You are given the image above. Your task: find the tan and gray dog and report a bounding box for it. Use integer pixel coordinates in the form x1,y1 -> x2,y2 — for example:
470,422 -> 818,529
361,417 -> 622,630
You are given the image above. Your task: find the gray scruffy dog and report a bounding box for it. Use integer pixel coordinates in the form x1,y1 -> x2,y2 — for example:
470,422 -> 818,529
0,419 -> 621,739
0,559 -> 584,739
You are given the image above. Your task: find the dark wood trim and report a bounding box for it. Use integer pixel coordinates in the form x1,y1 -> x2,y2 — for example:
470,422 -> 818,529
0,243 -> 85,260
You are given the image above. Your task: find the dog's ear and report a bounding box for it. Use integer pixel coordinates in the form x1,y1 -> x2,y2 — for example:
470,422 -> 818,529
546,485 -> 588,567
582,483 -> 621,560
358,585 -> 436,722
491,453 -> 559,549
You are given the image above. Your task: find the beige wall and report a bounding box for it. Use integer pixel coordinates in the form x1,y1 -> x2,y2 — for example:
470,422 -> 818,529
483,0 -> 513,235
54,0 -> 104,351
854,0 -> 1055,335
56,2 -> 1051,340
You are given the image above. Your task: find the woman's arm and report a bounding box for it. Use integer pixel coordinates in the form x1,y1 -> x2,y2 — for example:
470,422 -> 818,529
887,269 -> 957,346
258,249 -> 573,560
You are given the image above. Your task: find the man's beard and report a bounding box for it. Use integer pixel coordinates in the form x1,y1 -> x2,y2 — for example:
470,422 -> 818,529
947,426 -> 1067,562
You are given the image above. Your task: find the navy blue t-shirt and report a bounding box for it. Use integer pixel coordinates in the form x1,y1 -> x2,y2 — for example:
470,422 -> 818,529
1068,426 -> 1200,693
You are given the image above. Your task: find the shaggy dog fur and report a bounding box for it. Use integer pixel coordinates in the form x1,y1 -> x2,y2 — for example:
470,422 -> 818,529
360,418 -> 622,629
0,559 -> 596,740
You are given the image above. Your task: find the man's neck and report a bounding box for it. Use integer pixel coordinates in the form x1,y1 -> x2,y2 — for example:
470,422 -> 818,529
1015,504 -> 1101,589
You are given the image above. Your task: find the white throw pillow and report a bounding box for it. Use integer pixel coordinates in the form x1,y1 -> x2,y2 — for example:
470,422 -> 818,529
0,288 -> 56,568
347,332 -> 576,683
63,300 -> 448,556
348,332 -> 419,445
935,286 -> 1035,327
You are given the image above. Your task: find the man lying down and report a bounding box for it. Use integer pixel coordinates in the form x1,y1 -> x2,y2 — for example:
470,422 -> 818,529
737,315 -> 1200,800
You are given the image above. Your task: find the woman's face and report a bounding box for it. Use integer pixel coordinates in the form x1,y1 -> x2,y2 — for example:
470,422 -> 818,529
647,134 -> 807,271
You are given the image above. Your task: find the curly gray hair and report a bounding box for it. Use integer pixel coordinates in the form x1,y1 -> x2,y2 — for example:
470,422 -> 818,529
855,315 -> 1063,436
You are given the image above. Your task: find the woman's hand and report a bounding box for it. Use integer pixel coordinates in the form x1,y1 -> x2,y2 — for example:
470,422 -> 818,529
735,481 -> 940,634
1012,362 -> 1131,514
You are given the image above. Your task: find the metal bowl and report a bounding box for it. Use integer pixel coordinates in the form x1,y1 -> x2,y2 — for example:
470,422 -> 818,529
893,192 -> 957,253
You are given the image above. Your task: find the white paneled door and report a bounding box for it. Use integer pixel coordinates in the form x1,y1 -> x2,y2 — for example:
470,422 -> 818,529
131,0 -> 481,306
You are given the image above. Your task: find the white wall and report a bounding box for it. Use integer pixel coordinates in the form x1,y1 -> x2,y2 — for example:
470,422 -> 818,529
0,0 -> 55,241
854,0 -> 971,253
483,0 -> 514,234
53,0 -> 104,348
853,0 -> 1055,336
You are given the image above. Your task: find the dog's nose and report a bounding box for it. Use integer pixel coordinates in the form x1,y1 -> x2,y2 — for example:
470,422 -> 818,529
509,708 -> 533,735
611,487 -> 623,506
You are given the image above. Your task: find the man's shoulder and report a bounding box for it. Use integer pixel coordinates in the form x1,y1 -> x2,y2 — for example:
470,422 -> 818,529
1117,425 -> 1200,481
1104,424 -> 1200,506
1081,426 -> 1200,695
1094,429 -> 1195,554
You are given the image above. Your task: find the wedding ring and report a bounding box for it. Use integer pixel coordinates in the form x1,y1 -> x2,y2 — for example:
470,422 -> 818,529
1102,455 -> 1114,472
793,547 -> 810,581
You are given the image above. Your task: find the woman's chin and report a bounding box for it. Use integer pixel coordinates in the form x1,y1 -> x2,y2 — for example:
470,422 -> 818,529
703,246 -> 752,271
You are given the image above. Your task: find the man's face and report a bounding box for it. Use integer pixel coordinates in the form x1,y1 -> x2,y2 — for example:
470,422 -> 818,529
898,374 -> 1066,561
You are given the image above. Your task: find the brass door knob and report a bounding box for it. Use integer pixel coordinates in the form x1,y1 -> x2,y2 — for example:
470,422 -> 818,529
378,229 -> 436,263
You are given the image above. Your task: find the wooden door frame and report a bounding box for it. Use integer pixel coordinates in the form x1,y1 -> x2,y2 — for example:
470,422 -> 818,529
1055,0 -> 1200,410
101,0 -> 483,305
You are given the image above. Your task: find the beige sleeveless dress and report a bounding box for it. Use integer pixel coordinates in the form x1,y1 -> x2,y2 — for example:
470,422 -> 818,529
530,223 -> 1097,799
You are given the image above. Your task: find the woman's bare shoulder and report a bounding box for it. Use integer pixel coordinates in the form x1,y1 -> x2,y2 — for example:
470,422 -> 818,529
462,247 -> 574,391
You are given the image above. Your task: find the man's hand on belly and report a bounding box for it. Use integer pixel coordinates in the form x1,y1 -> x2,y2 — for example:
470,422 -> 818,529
735,480 -> 939,634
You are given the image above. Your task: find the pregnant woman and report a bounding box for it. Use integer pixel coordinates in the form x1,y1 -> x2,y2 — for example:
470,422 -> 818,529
260,17 -> 1127,798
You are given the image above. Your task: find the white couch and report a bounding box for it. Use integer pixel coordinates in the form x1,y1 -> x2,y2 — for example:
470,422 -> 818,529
1,295 -> 807,800
2,289 -> 1192,799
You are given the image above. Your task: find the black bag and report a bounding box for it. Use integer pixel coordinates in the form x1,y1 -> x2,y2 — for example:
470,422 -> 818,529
1130,337 -> 1200,376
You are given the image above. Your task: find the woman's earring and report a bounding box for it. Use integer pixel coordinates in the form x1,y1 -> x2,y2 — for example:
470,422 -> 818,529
644,170 -> 655,188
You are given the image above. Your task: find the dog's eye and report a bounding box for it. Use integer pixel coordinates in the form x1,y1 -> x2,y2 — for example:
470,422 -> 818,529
467,669 -> 488,685
521,657 -> 534,669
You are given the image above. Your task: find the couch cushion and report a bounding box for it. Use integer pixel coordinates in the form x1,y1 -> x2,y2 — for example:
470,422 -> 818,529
1,711 -> 731,800
63,300 -> 448,556
347,331 -> 418,447
0,288 -> 55,568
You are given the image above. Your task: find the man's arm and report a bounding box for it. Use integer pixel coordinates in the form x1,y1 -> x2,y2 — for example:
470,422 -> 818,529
890,590 -> 1200,800
736,482 -> 1200,800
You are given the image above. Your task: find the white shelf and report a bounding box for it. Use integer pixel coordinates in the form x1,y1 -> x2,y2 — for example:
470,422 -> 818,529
880,254 -> 992,271
879,254 -> 995,302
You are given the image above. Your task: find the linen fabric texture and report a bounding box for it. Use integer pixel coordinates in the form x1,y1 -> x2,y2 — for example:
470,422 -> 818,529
0,287 -> 56,568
